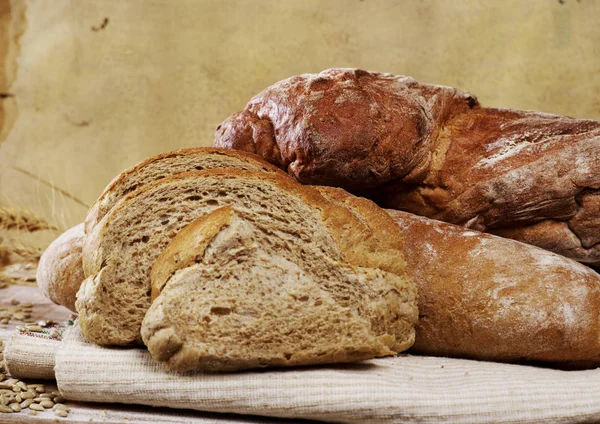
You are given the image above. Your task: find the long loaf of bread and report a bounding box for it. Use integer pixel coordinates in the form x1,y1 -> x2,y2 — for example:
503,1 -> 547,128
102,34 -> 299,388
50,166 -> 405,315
213,68 -> 600,267
317,186 -> 600,364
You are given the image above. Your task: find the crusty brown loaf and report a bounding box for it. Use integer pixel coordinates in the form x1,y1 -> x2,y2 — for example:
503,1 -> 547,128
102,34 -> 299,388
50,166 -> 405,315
391,207 -> 600,363
142,206 -> 417,372
317,186 -> 600,364
36,223 -> 85,312
78,169 -> 416,346
214,68 -> 600,266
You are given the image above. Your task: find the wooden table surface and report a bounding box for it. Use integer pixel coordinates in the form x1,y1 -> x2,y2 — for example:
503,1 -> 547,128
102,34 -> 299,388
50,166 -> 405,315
0,284 -> 298,424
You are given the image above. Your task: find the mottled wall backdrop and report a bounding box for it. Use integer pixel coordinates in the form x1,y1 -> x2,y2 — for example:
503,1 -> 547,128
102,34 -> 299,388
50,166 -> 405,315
0,0 -> 598,247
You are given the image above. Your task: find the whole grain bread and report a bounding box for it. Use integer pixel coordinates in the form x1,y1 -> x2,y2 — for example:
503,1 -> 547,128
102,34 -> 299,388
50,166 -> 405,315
318,186 -> 600,363
77,169 -> 416,346
142,206 -> 416,372
85,147 -> 285,234
36,223 -> 85,312
214,68 -> 600,266
37,148 -> 284,313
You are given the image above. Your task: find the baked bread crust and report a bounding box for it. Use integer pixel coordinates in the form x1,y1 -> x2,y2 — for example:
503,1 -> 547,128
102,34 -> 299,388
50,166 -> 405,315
214,68 -> 600,266
36,223 -> 85,312
316,185 -> 600,363
390,207 -> 600,363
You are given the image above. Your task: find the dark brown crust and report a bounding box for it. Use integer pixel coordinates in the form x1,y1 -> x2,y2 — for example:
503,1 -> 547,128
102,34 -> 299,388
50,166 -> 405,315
213,68 -> 600,265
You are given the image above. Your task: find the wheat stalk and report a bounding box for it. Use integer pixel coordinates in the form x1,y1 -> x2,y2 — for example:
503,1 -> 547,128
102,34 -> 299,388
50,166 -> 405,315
0,207 -> 59,232
0,246 -> 9,267
0,272 -> 37,288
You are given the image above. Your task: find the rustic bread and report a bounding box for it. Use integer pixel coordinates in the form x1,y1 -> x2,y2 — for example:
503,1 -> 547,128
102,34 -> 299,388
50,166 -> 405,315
214,68 -> 600,267
142,206 -> 416,372
77,169 -> 416,346
37,148 -> 282,313
85,147 -> 284,234
36,223 -> 85,312
318,186 -> 600,363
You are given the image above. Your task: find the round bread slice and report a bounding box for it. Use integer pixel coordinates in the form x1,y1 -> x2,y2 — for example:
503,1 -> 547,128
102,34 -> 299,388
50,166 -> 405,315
84,147 -> 285,234
142,206 -> 415,372
77,169 -> 416,347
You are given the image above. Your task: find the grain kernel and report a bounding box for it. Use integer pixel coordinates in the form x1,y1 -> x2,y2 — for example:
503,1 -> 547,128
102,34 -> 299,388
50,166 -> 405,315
9,403 -> 21,412
40,400 -> 54,408
0,404 -> 13,412
29,403 -> 44,411
55,409 -> 68,417
20,399 -> 33,408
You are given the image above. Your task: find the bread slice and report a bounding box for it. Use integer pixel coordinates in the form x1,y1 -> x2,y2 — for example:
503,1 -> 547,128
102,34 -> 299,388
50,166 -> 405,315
84,148 -> 284,234
77,169 -> 416,346
142,206 -> 415,372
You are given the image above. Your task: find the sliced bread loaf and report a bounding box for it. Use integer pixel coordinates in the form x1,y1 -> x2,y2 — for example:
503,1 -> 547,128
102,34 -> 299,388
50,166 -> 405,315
84,148 -> 284,234
37,148 -> 281,314
142,206 -> 416,372
77,169 -> 416,346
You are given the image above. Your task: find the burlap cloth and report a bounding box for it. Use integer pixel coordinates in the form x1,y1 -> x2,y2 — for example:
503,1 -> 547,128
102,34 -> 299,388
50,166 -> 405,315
4,324 -> 600,423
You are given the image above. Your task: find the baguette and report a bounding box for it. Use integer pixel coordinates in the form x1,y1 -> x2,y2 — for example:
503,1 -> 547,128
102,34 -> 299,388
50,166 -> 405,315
214,68 -> 600,266
318,185 -> 600,363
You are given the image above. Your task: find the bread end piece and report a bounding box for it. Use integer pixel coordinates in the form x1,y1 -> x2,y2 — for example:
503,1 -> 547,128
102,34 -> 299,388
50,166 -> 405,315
36,223 -> 85,312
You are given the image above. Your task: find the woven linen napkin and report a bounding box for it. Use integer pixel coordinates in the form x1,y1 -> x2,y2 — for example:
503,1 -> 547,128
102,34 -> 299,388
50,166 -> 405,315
41,324 -> 600,423
4,330 -> 59,380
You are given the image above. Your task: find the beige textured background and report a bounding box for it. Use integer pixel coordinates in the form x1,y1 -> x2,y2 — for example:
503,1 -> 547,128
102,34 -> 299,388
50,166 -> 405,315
0,0 -> 598,247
